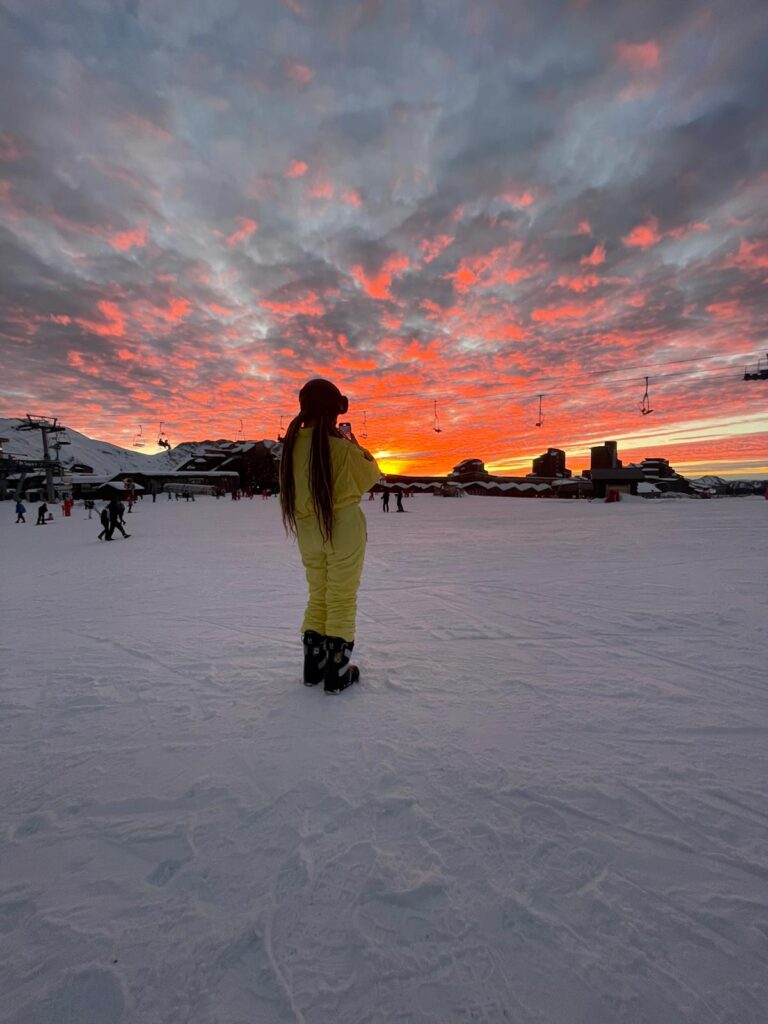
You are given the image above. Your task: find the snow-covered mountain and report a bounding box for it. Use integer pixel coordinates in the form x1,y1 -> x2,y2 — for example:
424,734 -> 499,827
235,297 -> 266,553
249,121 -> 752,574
0,417 -> 275,478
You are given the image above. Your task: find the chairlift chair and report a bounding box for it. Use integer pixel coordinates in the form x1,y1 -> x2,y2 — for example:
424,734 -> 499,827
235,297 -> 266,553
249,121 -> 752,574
640,377 -> 654,415
535,394 -> 544,428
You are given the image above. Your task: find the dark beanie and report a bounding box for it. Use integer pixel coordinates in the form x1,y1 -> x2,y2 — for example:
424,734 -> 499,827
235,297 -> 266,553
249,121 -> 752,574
298,378 -> 348,416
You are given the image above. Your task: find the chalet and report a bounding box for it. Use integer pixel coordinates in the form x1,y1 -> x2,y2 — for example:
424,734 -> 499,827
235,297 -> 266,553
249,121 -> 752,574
638,457 -> 691,494
590,467 -> 645,498
448,459 -> 491,484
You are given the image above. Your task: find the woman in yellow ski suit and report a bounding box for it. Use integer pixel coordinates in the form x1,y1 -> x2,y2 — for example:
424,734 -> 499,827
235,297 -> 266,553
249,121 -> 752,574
280,379 -> 381,693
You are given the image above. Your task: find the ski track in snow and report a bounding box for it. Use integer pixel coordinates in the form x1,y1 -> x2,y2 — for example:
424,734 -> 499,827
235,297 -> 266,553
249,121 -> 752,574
1,495 -> 767,1023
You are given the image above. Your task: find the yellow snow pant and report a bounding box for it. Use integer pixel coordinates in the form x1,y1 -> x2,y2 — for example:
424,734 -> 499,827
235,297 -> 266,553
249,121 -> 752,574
296,504 -> 367,642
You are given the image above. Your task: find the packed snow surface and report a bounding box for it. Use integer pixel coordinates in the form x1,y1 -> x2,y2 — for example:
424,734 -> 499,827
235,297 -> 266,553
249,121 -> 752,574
1,494 -> 766,1024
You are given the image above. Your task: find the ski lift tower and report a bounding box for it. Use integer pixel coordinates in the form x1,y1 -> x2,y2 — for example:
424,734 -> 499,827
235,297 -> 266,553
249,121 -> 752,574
15,415 -> 67,502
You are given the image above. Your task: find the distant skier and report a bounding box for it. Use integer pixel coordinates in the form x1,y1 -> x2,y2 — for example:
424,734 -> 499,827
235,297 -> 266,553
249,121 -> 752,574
36,503 -> 48,525
98,506 -> 111,540
381,489 -> 390,512
279,378 -> 381,694
396,491 -> 404,512
15,500 -> 26,523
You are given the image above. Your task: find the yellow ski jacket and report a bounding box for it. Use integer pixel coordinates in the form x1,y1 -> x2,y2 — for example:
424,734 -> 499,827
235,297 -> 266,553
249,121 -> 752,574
291,428 -> 382,519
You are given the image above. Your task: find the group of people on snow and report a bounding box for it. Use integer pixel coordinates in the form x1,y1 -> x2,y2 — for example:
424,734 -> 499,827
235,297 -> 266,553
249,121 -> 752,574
13,496 -> 131,539
97,498 -> 131,540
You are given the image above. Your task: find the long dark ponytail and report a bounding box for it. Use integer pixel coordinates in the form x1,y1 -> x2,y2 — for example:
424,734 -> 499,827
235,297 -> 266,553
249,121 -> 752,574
279,379 -> 348,544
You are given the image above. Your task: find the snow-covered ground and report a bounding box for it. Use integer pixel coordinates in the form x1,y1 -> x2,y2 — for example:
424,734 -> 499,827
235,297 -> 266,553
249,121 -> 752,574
1,494 -> 766,1024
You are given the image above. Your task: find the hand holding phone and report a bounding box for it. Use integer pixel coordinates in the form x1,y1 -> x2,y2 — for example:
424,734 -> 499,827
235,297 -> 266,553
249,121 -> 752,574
338,421 -> 352,438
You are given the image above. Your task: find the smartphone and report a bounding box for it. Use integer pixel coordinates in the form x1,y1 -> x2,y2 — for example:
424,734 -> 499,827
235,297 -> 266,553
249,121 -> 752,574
338,421 -> 352,438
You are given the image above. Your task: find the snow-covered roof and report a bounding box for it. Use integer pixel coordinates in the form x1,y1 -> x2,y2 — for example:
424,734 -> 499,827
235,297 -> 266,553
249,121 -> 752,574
459,480 -> 551,492
98,480 -> 145,492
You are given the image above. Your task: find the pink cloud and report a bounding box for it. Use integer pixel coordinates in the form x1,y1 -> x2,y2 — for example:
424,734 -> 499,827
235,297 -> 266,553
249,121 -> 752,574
78,300 -> 126,338
308,179 -> 334,199
352,254 -> 410,301
623,217 -> 662,249
581,243 -> 606,266
616,40 -> 661,73
109,226 -> 148,252
225,217 -> 258,247
0,133 -> 23,162
285,61 -> 313,85
421,235 -> 454,263
500,190 -> 535,207
119,113 -> 173,144
531,302 -> 597,322
286,160 -> 308,178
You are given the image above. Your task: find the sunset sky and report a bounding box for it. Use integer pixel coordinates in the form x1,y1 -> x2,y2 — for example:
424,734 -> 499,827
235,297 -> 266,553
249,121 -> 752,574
1,0 -> 766,477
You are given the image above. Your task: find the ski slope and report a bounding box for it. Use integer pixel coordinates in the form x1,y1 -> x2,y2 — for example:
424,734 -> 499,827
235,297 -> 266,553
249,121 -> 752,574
1,494 -> 766,1023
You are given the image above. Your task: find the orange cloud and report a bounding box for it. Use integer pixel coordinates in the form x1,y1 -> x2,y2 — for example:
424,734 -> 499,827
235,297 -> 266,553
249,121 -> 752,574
623,217 -> 662,249
557,273 -> 602,292
340,188 -> 362,207
157,297 -> 191,323
726,238 -> 768,271
581,243 -> 606,266
286,160 -> 308,178
421,235 -> 454,263
616,40 -> 660,72
531,302 -> 596,322
109,226 -> 148,252
261,291 -> 325,319
77,300 -> 126,338
225,217 -> 258,246
309,179 -> 334,199
446,244 -> 529,293
352,254 -> 410,300
500,190 -> 534,207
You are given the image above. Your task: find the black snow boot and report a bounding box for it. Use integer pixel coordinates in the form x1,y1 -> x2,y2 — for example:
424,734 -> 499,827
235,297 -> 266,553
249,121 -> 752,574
302,630 -> 327,686
324,637 -> 360,694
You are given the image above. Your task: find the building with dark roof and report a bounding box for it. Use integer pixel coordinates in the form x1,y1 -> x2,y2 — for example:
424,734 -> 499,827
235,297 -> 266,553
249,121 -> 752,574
448,458 -> 491,484
530,447 -> 571,478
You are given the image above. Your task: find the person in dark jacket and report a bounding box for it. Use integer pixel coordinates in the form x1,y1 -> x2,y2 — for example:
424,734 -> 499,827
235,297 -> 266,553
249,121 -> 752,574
381,489 -> 390,512
36,503 -> 48,525
15,500 -> 26,523
98,506 -> 111,540
108,498 -> 130,538
396,490 -> 404,512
